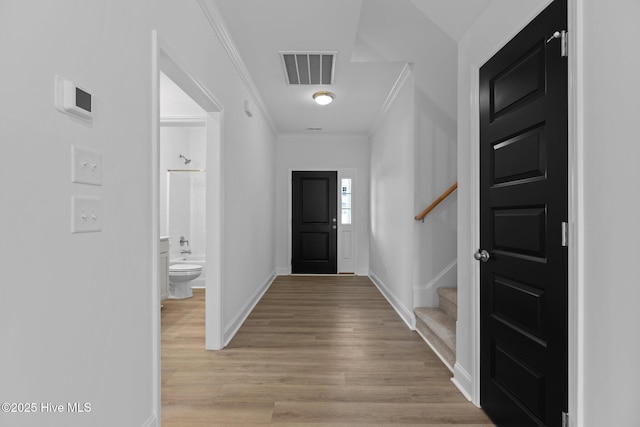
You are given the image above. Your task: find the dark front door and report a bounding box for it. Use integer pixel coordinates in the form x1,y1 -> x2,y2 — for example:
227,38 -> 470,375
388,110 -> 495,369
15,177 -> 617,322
292,171 -> 337,274
478,0 -> 568,425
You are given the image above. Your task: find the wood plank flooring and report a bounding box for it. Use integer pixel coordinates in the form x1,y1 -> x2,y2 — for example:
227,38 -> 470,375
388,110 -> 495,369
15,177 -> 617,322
161,275 -> 493,426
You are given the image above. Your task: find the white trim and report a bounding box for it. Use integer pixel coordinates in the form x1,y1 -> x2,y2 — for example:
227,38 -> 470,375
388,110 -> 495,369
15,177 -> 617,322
369,271 -> 415,330
160,116 -> 206,127
567,0 -> 583,425
197,0 -> 278,135
413,260 -> 457,308
223,270 -> 277,346
150,30 -> 161,427
466,60 -> 482,407
369,63 -> 413,136
157,39 -> 226,352
141,414 -> 157,427
338,169 -> 357,274
205,108 -> 226,351
277,267 -> 291,276
452,362 -> 475,404
414,259 -> 457,290
414,327 -> 454,372
158,42 -> 224,113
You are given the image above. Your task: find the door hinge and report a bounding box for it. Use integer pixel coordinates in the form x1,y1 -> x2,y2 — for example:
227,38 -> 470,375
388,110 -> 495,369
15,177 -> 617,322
546,30 -> 568,57
561,222 -> 569,247
562,411 -> 569,427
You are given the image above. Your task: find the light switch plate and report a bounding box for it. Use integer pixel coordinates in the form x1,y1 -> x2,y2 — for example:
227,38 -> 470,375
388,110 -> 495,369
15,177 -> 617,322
71,196 -> 102,233
71,145 -> 102,186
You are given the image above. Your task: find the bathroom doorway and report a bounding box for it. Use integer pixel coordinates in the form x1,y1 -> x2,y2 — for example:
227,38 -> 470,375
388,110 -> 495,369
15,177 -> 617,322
151,33 -> 225,422
160,73 -> 208,295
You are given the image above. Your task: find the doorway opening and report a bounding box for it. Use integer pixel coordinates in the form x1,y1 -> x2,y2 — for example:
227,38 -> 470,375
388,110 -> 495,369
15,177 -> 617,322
160,72 -> 208,299
151,33 -> 225,423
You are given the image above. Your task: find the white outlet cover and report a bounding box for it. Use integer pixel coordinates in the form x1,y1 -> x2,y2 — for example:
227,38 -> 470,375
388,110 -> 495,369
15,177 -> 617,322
71,196 -> 102,233
72,145 -> 102,186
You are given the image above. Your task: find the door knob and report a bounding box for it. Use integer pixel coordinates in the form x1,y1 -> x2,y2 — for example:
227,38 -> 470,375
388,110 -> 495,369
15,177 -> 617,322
474,249 -> 490,262
332,225 -> 337,230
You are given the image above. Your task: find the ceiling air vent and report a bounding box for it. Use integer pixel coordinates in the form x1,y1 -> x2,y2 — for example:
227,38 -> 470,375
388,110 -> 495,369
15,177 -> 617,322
280,52 -> 336,85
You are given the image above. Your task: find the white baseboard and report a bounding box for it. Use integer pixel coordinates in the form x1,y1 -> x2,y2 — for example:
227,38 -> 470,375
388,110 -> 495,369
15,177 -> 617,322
142,414 -> 157,427
415,326 -> 454,373
276,267 -> 290,276
276,268 -> 368,276
369,271 -> 415,330
452,362 -> 475,405
223,269 -> 277,346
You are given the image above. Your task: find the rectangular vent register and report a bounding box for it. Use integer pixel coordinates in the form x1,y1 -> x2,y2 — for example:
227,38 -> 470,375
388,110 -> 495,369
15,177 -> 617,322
280,52 -> 336,85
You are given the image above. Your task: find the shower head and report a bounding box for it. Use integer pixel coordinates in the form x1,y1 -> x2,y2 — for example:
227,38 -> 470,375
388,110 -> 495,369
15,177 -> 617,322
179,154 -> 191,165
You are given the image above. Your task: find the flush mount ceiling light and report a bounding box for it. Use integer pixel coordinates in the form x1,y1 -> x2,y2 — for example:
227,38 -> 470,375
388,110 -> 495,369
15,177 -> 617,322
312,91 -> 335,105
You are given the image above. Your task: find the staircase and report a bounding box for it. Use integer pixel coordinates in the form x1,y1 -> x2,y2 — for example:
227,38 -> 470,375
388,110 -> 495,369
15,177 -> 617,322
414,287 -> 457,371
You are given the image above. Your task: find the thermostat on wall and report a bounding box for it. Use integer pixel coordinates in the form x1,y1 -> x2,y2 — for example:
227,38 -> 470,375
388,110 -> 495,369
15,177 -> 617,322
55,75 -> 93,120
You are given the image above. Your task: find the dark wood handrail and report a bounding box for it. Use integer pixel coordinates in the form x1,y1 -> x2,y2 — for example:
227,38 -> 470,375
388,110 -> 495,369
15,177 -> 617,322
415,182 -> 458,222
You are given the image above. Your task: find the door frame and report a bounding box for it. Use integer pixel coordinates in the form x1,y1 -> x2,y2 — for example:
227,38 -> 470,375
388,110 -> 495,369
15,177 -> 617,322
286,167 -> 359,275
151,31 -> 226,423
465,0 -> 582,423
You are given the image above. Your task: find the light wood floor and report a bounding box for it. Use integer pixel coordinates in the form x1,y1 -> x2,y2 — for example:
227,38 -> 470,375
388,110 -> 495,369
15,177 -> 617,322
161,275 -> 493,426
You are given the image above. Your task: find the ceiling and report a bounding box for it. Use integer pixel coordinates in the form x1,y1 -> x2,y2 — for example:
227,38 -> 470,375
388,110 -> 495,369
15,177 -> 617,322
213,0 -> 492,135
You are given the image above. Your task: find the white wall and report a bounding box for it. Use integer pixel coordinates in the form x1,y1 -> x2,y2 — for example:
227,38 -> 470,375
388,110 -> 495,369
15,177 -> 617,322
0,0 -> 277,426
356,0 -> 459,315
154,0 -> 277,337
0,1 -> 154,426
352,0 -> 457,323
355,0 -> 458,120
413,72 -> 458,308
275,134 -> 370,275
369,75 -> 416,323
580,0 -> 640,425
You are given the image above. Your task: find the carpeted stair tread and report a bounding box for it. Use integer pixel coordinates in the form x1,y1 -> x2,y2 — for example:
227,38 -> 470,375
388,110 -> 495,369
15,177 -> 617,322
414,307 -> 456,352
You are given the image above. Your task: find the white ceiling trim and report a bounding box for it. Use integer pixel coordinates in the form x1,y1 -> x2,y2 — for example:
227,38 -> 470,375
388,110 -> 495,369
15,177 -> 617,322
369,63 -> 413,137
160,116 -> 207,127
197,0 -> 279,134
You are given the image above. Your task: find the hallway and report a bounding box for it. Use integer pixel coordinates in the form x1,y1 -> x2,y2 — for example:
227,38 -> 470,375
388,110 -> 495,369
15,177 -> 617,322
161,276 -> 493,425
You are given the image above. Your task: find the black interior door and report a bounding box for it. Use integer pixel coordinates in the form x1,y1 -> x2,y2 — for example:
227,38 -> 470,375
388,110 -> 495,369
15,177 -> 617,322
292,171 -> 337,274
478,1 -> 568,425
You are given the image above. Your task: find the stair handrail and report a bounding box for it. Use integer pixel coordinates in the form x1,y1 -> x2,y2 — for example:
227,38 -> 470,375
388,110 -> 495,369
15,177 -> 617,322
414,182 -> 458,222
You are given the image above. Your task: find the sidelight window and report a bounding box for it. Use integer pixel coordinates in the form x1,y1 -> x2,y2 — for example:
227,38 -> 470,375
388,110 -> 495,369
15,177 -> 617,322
341,178 -> 352,225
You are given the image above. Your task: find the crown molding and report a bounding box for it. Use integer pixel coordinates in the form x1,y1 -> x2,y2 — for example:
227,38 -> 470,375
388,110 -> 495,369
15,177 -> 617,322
197,0 -> 279,135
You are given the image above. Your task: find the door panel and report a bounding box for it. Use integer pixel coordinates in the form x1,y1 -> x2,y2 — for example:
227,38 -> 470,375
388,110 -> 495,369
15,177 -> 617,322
292,171 -> 337,274
493,206 -> 546,258
490,44 -> 546,120
491,124 -> 547,185
301,178 -> 330,223
479,0 -> 568,425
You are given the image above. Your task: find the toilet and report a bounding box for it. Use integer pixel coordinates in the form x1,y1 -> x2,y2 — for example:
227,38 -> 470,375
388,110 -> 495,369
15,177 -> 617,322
168,264 -> 202,299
